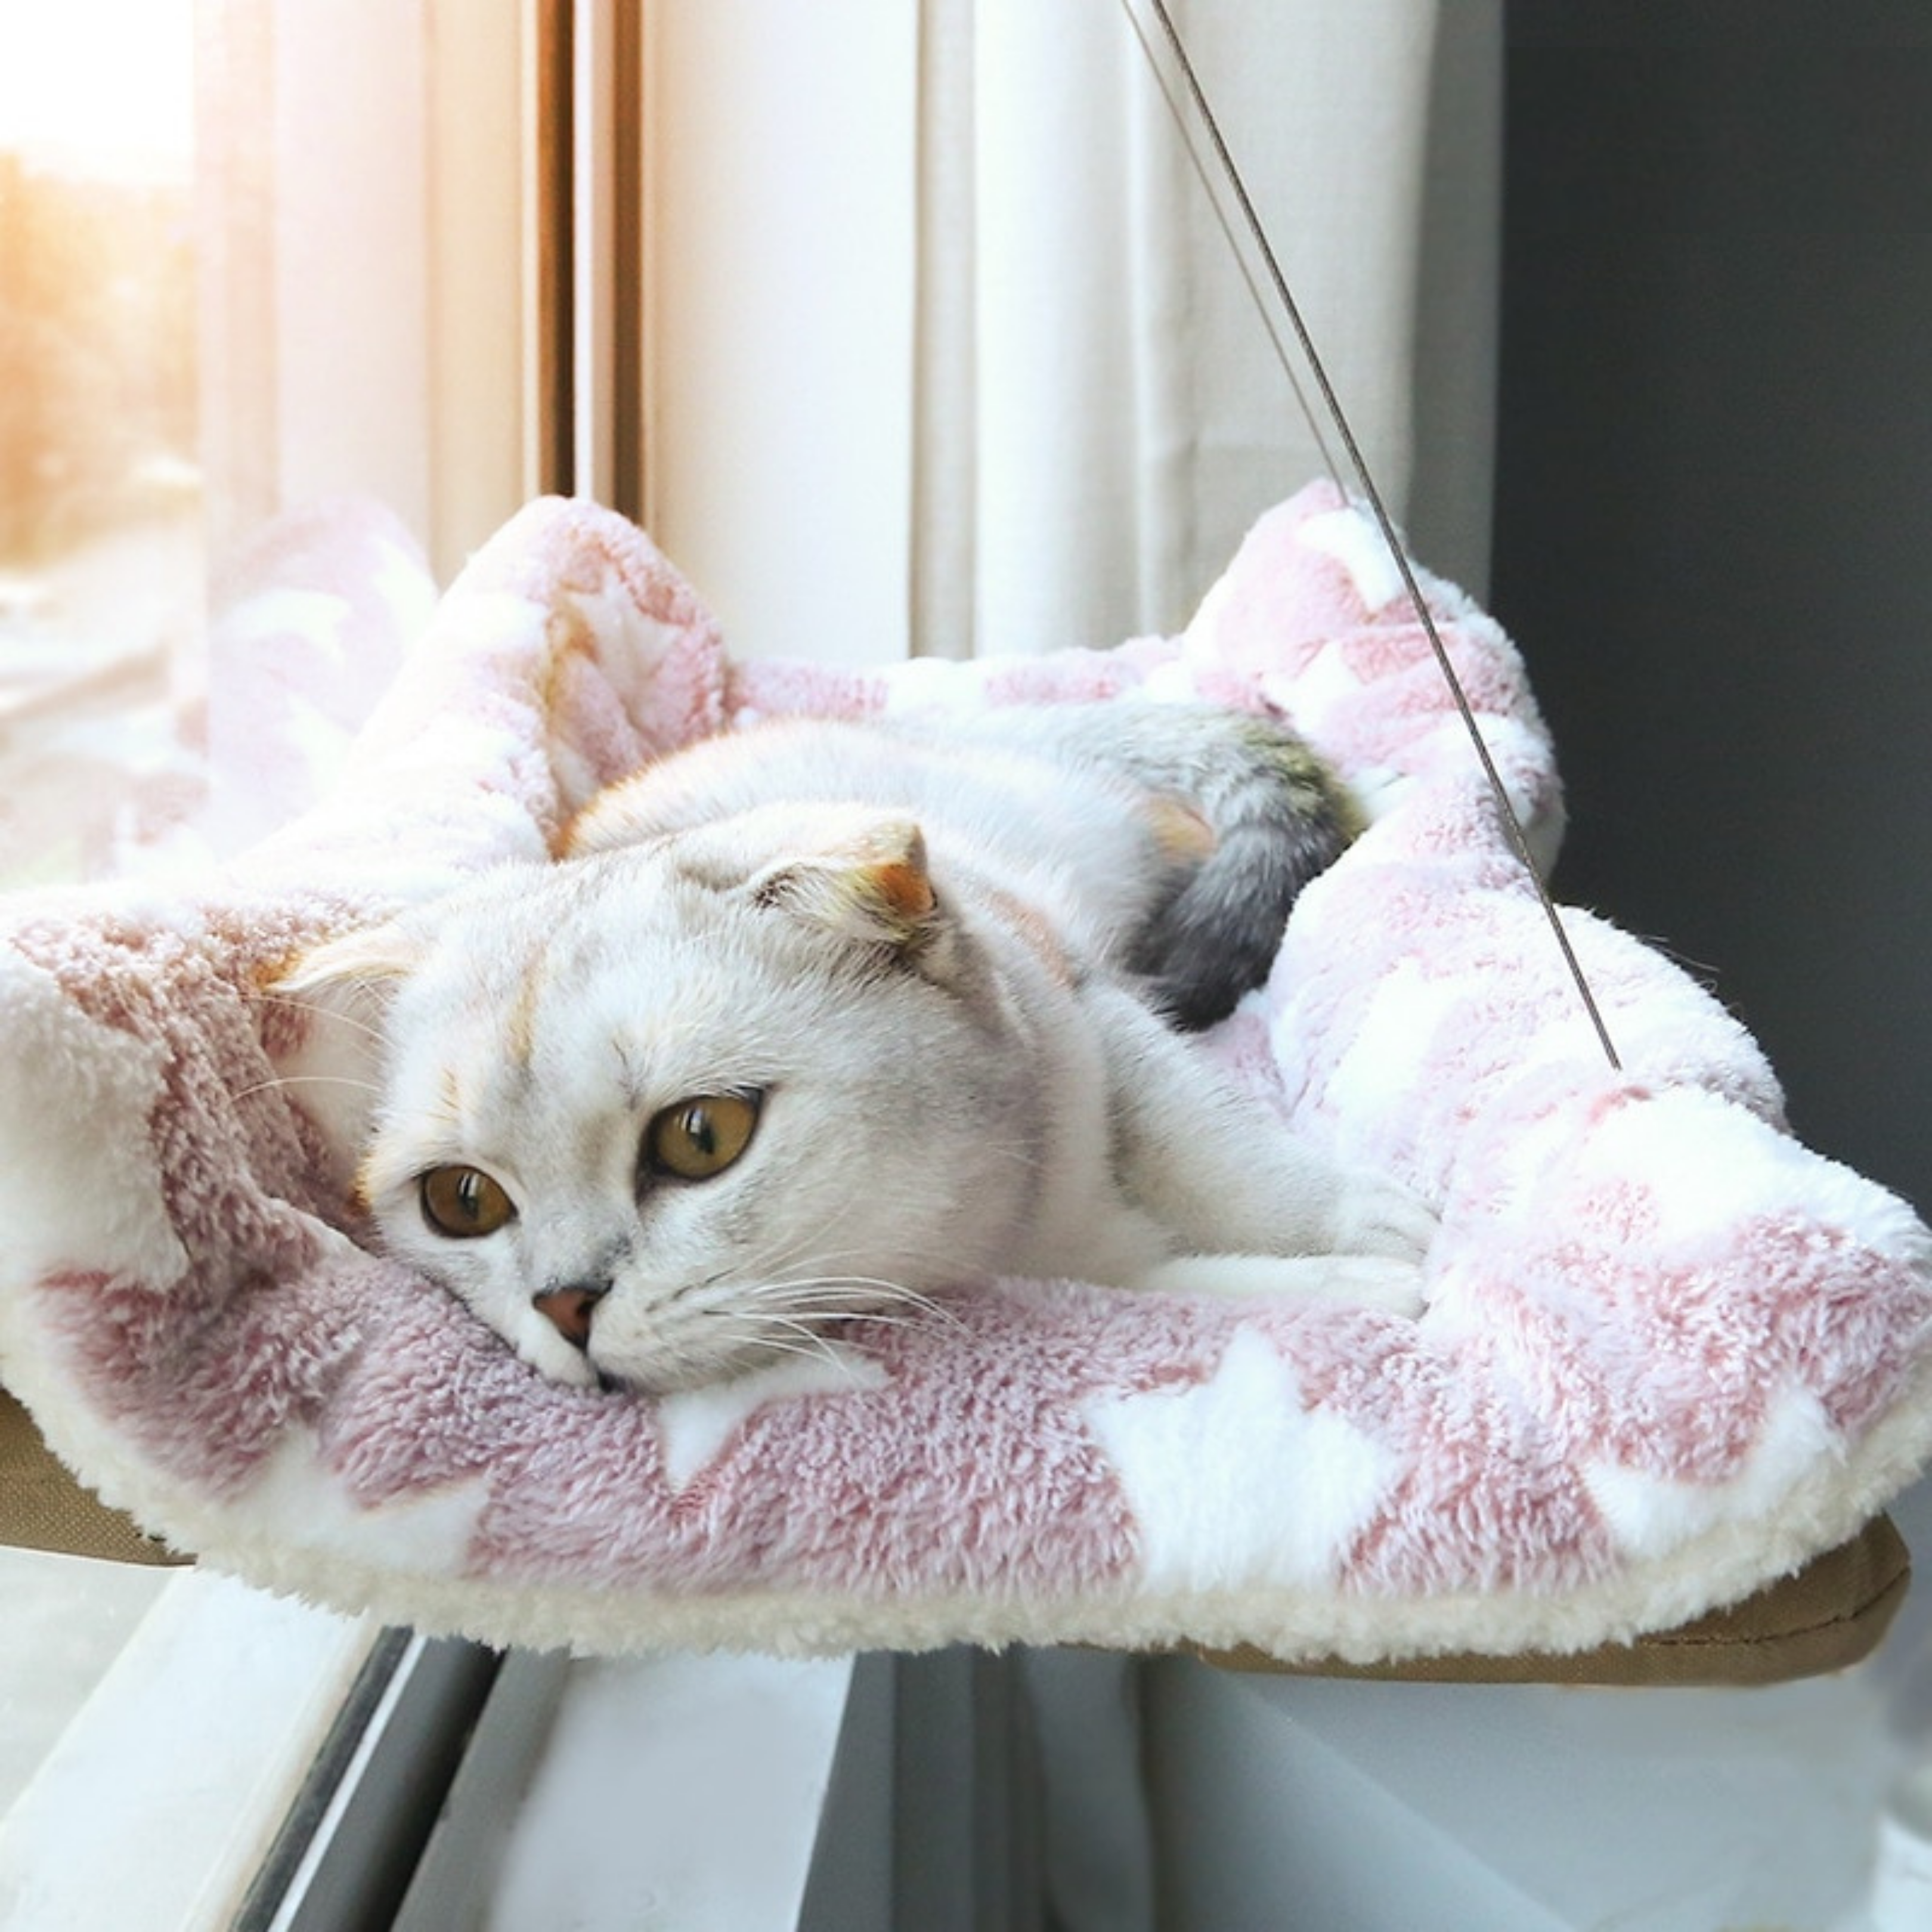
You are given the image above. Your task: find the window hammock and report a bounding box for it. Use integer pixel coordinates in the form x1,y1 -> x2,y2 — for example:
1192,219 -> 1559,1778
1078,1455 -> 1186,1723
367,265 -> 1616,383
0,477 -> 1925,1684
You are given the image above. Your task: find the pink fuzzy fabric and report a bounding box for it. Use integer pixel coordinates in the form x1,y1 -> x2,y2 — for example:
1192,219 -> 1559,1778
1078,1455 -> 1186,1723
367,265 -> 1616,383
2,482 -> 1928,1663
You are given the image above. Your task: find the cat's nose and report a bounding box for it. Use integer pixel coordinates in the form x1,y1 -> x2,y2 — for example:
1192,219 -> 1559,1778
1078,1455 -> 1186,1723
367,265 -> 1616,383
532,1281 -> 608,1351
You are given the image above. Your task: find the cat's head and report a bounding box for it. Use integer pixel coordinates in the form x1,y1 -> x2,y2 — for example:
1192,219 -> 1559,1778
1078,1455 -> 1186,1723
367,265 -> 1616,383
279,809 -> 1044,1393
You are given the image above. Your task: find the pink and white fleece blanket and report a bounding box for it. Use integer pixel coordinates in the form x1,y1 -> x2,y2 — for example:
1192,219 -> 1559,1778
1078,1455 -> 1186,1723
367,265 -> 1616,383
3,482 -> 1930,1665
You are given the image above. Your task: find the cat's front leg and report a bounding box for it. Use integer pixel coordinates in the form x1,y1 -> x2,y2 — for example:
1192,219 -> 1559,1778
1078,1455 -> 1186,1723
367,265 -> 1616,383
1090,982 -> 1438,1269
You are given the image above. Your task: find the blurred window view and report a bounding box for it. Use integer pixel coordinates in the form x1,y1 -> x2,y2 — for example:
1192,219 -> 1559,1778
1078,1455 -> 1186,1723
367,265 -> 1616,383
0,0 -> 209,1868
0,0 -> 200,883
0,9 -> 448,1918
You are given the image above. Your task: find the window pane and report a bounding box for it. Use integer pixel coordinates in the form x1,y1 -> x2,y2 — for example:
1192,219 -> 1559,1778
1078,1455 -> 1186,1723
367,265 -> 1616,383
0,0 -> 200,886
0,8 -> 197,554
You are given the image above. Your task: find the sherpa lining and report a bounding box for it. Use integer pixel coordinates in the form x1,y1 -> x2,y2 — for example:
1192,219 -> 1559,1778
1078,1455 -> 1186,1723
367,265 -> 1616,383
1,481 -> 1928,1670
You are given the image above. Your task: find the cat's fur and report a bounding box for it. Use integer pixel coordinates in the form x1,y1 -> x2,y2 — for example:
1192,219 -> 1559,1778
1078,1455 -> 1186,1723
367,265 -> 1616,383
282,702 -> 1434,1395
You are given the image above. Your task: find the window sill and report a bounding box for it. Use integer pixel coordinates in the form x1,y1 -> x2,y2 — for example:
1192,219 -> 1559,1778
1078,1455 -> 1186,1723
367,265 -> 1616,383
0,1569 -> 378,1931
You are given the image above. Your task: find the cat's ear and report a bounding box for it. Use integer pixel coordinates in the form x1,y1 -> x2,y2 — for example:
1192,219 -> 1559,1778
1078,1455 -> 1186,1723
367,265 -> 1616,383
754,818 -> 939,952
263,923 -> 422,1197
273,921 -> 425,1001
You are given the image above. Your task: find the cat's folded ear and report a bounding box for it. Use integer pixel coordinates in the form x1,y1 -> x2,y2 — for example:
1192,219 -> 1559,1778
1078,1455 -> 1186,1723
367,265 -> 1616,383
264,922 -> 423,1196
274,921 -> 426,1002
752,817 -> 940,953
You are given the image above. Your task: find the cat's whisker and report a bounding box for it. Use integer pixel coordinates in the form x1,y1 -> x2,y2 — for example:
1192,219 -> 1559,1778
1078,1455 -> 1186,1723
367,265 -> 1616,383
690,1265 -> 958,1340
747,1270 -> 925,1304
231,1072 -> 383,1103
728,1312 -> 868,1383
244,988 -> 391,1045
826,1307 -> 954,1336
745,1273 -> 968,1334
776,1259 -> 958,1306
740,1340 -> 865,1385
716,1163 -> 1000,1316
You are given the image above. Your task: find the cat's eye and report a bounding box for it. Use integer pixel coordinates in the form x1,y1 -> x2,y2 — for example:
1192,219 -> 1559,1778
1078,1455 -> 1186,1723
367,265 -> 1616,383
645,1092 -> 761,1182
419,1165 -> 517,1238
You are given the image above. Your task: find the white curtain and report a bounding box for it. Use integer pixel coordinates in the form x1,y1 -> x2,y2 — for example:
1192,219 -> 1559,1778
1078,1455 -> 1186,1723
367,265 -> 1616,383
639,0 -> 1499,667
915,0 -> 1501,658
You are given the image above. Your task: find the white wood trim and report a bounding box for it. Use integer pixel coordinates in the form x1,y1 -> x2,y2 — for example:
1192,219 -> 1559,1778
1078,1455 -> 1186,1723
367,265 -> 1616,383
427,0 -> 528,582
570,0 -> 618,505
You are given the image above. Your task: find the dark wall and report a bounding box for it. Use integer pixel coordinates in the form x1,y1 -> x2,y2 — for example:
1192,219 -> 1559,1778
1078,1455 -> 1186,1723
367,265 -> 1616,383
1491,1 -> 1932,1209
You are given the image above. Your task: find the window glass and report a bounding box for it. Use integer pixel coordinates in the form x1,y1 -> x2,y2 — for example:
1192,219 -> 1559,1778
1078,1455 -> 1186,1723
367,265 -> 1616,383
0,0 -> 201,886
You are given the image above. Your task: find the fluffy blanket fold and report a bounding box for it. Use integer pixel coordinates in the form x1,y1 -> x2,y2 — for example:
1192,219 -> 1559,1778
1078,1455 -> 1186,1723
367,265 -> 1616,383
2,481 -> 1928,1665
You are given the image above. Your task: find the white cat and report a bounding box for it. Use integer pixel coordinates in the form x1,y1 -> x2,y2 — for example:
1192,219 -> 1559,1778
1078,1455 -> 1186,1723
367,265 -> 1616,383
282,702 -> 1434,1394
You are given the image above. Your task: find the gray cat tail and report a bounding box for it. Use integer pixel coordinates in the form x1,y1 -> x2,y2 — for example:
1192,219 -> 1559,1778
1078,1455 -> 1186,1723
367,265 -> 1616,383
1128,722 -> 1358,1032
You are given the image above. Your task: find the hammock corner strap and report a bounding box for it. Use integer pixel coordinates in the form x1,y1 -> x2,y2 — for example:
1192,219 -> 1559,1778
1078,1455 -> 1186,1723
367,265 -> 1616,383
1,481 -> 1930,1683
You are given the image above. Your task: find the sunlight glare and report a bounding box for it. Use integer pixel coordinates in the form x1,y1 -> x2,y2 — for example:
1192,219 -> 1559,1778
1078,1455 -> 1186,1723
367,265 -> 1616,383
0,0 -> 194,185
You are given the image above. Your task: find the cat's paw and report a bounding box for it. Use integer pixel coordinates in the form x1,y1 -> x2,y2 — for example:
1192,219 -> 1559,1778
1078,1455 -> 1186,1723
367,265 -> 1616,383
1329,1172 -> 1438,1265
1316,1253 -> 1431,1316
